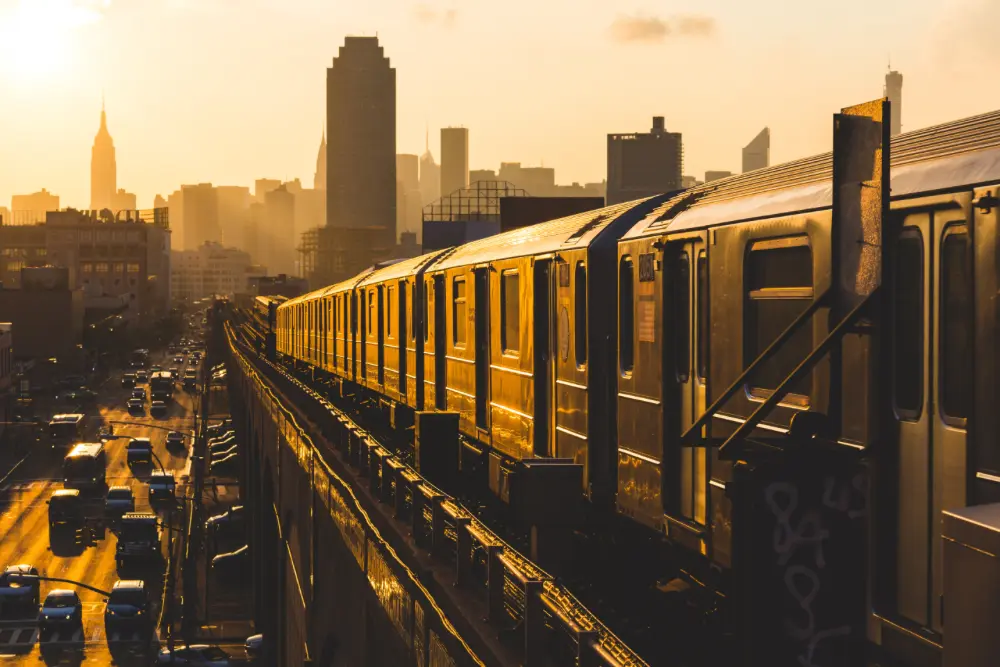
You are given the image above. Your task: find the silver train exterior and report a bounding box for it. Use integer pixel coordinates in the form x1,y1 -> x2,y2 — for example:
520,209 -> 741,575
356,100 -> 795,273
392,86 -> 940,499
274,109 -> 1000,657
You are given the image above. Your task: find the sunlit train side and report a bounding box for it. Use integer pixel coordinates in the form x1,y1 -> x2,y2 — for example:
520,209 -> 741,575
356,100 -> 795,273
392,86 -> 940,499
616,109 -> 1000,657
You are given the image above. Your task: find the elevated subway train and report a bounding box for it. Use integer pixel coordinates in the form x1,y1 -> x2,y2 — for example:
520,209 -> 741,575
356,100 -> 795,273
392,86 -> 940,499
266,108 -> 1000,663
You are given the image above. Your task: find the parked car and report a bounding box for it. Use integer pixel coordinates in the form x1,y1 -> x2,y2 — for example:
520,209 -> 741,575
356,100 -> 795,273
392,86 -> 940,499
148,471 -> 176,505
127,398 -> 145,415
121,373 -> 136,389
211,545 -> 249,581
166,431 -> 186,449
0,565 -> 40,613
209,453 -> 240,477
38,589 -> 82,631
245,634 -> 263,662
150,401 -> 168,418
104,579 -> 149,630
105,486 -> 135,516
156,644 -> 232,665
126,438 -> 153,466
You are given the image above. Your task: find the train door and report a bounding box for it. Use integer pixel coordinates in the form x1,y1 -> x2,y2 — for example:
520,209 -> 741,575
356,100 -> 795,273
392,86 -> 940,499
377,285 -> 385,386
434,275 -> 447,409
533,258 -> 554,457
891,200 -> 972,635
474,268 -> 490,430
666,238 -> 709,527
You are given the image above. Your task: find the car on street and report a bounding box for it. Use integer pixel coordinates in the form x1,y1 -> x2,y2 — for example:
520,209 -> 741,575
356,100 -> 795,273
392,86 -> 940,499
148,471 -> 176,505
105,486 -> 135,516
131,387 -> 146,400
157,644 -> 232,665
135,370 -> 148,383
209,452 -> 240,477
245,634 -> 263,662
121,373 -> 136,388
206,506 -> 244,533
173,355 -> 184,364
126,438 -> 153,466
169,367 -> 181,380
150,400 -> 168,418
127,398 -> 145,415
104,580 -> 149,630
150,365 -> 162,373
61,388 -> 98,402
211,545 -> 249,581
47,489 -> 83,527
0,565 -> 40,613
166,431 -> 186,449
116,513 -> 162,565
38,589 -> 82,631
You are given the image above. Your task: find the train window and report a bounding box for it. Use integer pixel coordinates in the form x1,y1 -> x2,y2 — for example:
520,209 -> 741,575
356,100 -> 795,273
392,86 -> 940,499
351,293 -> 358,335
501,271 -> 520,354
619,256 -> 634,374
745,237 -> 813,403
697,252 -> 708,380
673,252 -> 691,382
453,277 -> 467,346
894,231 -> 923,417
940,228 -> 971,420
368,291 -> 375,335
386,287 -> 394,338
410,283 -> 417,342
575,262 -> 587,367
423,281 -> 430,342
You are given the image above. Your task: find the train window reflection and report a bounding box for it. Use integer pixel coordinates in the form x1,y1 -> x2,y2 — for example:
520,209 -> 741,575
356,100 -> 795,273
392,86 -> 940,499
745,238 -> 813,404
453,278 -> 467,346
894,231 -> 923,417
501,271 -> 519,354
941,228 -> 971,420
619,257 -> 634,374
575,262 -> 587,367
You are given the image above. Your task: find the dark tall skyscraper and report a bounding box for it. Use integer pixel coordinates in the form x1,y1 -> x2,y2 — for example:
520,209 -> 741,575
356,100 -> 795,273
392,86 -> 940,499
885,69 -> 903,136
607,116 -> 683,205
326,36 -> 396,229
742,127 -> 770,173
90,101 -> 117,211
440,127 -> 469,197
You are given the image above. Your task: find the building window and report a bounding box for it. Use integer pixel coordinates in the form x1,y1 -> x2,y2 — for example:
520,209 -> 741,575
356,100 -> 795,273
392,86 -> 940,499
80,231 -> 93,243
113,262 -> 125,273
82,263 -> 93,273
940,227 -> 971,420
619,256 -> 634,374
96,263 -> 109,273
453,277 -> 466,346
745,237 -> 813,404
501,271 -> 519,354
127,263 -> 140,273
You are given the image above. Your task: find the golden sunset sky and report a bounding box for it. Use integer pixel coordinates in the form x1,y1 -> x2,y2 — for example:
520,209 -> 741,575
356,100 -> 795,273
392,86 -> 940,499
1,0 -> 998,210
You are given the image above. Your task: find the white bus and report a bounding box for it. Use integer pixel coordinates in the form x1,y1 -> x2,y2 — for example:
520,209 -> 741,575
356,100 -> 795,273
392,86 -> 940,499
62,442 -> 107,491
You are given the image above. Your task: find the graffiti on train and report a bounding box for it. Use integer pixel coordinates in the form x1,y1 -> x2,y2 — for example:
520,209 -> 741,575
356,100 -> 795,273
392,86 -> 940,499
765,470 -> 868,667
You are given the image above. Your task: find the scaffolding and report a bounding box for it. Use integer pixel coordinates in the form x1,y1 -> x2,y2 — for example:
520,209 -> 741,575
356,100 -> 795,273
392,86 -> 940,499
421,180 -> 529,224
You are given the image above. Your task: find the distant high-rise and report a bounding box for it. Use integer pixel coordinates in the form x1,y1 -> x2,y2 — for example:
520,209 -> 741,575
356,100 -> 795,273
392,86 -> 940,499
314,131 -> 327,190
182,184 -> 220,251
607,116 -> 683,205
326,36 -> 396,229
440,127 -> 469,197
396,154 -> 421,238
705,170 -> 733,183
419,130 -> 440,207
742,128 -> 770,173
885,70 -> 903,136
90,101 -> 117,211
11,189 -> 60,217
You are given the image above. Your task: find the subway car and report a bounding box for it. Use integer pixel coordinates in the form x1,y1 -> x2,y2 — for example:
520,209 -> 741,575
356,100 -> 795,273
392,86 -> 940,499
271,108 -> 1000,663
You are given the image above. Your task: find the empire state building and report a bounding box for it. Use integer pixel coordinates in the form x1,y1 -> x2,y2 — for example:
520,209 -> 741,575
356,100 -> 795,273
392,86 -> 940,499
90,102 -> 117,211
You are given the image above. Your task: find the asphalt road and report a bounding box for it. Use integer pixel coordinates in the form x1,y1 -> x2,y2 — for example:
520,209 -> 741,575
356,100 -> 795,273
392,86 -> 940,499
0,350 -> 198,666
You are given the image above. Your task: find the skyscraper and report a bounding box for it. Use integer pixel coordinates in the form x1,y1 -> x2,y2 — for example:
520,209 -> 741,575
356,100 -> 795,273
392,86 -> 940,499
607,116 -> 683,205
742,128 -> 770,173
181,184 -> 220,251
90,101 -> 117,211
314,131 -> 327,191
440,127 -> 469,197
396,154 -> 421,239
326,36 -> 396,229
885,70 -> 903,136
419,129 -> 440,207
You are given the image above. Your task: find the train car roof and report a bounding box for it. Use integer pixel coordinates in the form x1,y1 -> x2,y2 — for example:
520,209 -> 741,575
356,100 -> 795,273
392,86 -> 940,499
282,267 -> 375,308
624,108 -> 1000,240
355,248 -> 454,288
431,198 -> 663,271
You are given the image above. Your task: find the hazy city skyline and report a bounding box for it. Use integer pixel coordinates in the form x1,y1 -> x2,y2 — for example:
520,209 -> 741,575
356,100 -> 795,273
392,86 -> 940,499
2,0 -> 998,211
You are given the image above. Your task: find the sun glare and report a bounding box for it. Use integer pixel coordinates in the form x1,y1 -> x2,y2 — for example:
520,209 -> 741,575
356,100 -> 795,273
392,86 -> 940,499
0,0 -> 108,80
